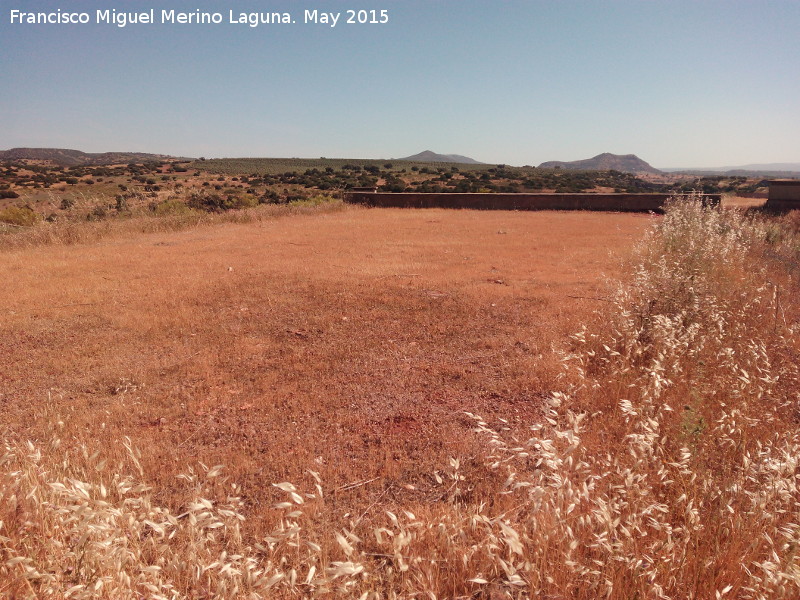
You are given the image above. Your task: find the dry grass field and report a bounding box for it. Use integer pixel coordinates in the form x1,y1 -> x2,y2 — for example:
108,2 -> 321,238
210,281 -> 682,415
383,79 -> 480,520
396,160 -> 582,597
1,207 -> 650,509
3,201 -> 800,598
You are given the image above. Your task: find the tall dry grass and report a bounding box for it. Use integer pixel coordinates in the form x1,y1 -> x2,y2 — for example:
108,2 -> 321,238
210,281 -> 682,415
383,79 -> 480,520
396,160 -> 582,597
0,197 -> 345,251
2,198 -> 800,598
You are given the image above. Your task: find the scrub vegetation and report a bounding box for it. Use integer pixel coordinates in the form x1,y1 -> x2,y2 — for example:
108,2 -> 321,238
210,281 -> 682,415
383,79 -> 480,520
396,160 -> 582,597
0,157 -> 768,243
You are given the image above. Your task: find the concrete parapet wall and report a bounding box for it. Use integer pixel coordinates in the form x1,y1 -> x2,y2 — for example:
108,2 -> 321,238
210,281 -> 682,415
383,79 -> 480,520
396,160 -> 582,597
344,192 -> 721,213
766,181 -> 800,211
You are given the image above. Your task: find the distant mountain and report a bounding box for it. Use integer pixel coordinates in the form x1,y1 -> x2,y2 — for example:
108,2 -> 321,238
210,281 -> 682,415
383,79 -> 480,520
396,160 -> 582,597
676,169 -> 800,178
663,162 -> 800,173
662,162 -> 800,177
539,153 -> 661,174
725,162 -> 800,172
0,147 -> 185,166
398,150 -> 484,164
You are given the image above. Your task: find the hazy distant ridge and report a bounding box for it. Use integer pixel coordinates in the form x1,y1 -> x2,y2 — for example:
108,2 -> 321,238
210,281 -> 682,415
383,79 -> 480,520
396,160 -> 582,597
664,162 -> 800,173
662,162 -> 800,177
398,150 -> 484,164
539,153 -> 661,174
0,147 -> 183,166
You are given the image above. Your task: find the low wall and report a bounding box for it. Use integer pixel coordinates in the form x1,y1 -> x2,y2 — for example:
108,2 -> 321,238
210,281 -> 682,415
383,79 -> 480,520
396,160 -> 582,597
766,180 -> 800,211
344,192 -> 721,213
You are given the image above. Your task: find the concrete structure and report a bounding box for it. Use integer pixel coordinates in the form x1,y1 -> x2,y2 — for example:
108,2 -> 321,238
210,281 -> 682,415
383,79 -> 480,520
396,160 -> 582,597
344,192 -> 721,213
765,180 -> 800,211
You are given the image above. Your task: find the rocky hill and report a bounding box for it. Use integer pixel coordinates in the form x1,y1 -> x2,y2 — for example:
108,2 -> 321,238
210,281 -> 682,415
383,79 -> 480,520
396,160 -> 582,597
398,150 -> 483,164
539,153 -> 661,174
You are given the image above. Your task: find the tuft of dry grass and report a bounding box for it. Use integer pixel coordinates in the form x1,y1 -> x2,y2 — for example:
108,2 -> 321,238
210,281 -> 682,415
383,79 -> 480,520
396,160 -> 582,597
460,198 -> 800,599
4,199 -> 799,598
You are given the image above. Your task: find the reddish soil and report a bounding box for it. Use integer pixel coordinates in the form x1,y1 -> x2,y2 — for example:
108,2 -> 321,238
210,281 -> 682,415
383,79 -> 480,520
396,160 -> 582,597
0,206 -> 652,523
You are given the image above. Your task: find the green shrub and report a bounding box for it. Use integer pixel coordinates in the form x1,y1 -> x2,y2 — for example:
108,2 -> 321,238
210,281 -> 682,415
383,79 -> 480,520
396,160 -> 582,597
0,205 -> 40,226
289,194 -> 335,207
259,190 -> 282,204
152,199 -> 192,216
187,192 -> 258,212
86,205 -> 108,221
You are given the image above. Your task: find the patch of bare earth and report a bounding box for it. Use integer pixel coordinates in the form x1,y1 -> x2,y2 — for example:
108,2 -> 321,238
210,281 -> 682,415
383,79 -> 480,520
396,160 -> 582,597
0,206 -> 651,529
722,195 -> 767,209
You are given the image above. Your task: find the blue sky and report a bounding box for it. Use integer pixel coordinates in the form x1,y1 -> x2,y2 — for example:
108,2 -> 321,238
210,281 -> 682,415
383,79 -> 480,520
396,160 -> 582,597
2,0 -> 798,167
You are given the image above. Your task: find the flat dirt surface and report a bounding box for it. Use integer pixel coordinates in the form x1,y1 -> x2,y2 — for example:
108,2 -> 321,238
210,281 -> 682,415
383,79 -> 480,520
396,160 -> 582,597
722,196 -> 767,209
1,206 -> 652,521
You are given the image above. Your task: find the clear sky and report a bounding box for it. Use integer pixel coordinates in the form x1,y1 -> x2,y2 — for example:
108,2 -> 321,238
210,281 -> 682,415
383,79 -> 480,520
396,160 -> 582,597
2,0 -> 798,167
